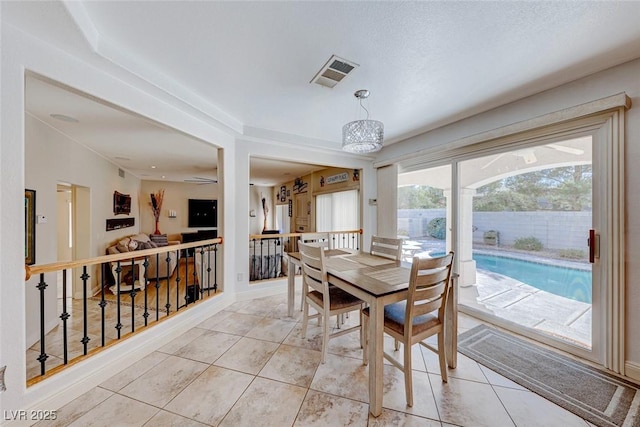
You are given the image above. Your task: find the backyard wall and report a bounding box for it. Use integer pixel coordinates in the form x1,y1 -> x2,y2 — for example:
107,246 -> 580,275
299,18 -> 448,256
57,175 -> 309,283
399,209 -> 591,251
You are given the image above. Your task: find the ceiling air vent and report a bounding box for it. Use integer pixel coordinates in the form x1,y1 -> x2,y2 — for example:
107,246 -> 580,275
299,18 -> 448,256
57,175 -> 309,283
310,55 -> 359,88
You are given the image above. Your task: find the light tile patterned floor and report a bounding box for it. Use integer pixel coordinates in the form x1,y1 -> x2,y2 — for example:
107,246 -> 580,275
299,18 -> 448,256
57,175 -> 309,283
35,290 -> 595,427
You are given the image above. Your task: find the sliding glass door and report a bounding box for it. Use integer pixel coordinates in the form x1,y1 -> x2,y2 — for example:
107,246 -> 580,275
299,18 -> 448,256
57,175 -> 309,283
458,136 -> 596,357
398,135 -> 603,363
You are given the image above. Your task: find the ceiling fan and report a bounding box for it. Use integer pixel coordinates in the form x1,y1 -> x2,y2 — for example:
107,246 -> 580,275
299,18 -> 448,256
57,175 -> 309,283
481,143 -> 584,170
184,176 -> 218,184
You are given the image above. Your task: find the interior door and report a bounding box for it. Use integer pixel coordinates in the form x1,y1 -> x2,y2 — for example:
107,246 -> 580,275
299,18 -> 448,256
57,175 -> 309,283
294,192 -> 309,232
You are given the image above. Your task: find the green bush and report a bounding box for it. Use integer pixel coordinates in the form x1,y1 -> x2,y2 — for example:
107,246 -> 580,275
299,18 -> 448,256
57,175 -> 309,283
559,249 -> 586,260
427,217 -> 446,240
397,228 -> 409,237
513,236 -> 543,251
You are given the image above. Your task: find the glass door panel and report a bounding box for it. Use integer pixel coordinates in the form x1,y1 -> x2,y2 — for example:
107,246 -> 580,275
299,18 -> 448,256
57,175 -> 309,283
397,164 -> 452,263
458,137 -> 594,352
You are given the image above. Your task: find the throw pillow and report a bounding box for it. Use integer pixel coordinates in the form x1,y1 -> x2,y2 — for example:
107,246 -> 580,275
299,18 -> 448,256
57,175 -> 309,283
116,238 -> 131,253
127,239 -> 139,251
131,233 -> 151,243
149,234 -> 169,247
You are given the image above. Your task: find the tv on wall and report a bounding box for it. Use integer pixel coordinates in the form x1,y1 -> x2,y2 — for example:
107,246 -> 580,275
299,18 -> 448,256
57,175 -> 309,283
188,199 -> 217,228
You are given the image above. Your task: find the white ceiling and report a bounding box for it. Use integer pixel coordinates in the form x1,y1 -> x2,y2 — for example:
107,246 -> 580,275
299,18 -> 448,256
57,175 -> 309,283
9,1 -> 640,183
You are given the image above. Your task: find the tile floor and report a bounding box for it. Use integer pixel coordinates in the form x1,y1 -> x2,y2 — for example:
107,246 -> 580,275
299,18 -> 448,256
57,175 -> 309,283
34,290 -> 596,427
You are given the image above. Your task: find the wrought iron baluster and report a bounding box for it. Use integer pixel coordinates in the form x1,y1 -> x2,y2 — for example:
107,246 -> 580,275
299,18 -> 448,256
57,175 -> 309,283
213,243 -> 218,293
143,256 -> 150,326
251,238 -> 256,281
37,273 -> 48,376
176,249 -> 182,309
115,261 -> 123,339
60,270 -> 69,364
130,258 -> 137,333
99,266 -> 107,347
206,244 -> 212,295
192,248 -> 198,299
260,238 -> 264,280
81,266 -> 90,354
165,252 -> 171,315
155,253 -> 160,321
278,237 -> 284,277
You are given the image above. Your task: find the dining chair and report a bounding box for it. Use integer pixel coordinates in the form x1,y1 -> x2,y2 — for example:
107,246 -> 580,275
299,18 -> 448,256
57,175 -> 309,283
370,236 -> 403,261
300,232 -> 331,249
299,241 -> 364,363
296,232 -> 330,310
362,251 -> 454,407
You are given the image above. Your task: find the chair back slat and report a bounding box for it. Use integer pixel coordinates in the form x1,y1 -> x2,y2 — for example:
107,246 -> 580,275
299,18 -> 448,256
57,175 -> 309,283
299,241 -> 328,294
404,252 -> 454,335
300,233 -> 330,249
370,236 -> 403,261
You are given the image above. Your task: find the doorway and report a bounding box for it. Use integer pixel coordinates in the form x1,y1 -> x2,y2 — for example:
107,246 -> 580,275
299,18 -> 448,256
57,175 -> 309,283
56,184 -> 73,299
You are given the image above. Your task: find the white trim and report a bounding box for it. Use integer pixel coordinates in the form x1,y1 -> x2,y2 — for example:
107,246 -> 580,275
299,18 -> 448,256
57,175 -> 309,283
624,362 -> 640,383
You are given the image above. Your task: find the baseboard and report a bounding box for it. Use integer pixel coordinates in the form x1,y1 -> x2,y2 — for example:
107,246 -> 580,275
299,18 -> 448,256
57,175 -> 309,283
8,293 -> 233,426
625,361 -> 640,383
236,279 -> 288,302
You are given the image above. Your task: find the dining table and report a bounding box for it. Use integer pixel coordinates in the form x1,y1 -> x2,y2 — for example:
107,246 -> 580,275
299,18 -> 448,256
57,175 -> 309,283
286,250 -> 458,417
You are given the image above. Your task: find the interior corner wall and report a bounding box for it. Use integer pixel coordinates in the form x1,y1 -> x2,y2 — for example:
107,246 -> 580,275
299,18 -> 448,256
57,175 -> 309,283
139,180 -> 219,241
378,57 -> 640,374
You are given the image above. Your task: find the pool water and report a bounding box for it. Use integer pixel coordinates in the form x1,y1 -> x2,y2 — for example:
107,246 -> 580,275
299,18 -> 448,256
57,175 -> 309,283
473,253 -> 592,304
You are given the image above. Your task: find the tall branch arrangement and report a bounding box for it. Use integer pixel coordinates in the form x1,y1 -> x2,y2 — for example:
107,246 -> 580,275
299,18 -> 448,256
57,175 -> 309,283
150,189 -> 165,221
261,193 -> 269,232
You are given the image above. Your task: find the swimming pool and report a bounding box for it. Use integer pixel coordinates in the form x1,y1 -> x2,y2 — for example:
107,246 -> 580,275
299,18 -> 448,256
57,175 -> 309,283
473,253 -> 592,304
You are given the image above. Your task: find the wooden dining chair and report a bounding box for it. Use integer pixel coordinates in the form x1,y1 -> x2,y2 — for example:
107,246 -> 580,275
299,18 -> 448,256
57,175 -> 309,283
300,232 -> 330,249
299,241 -> 364,363
296,233 -> 330,310
370,236 -> 403,261
362,251 -> 454,407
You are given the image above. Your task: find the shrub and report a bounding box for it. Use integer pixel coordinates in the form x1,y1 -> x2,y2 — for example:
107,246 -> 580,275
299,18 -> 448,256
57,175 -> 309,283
513,236 -> 543,251
397,228 -> 409,237
427,217 -> 446,240
559,249 -> 586,260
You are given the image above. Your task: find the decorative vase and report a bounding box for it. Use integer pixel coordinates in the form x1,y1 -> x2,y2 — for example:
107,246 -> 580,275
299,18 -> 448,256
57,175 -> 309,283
154,218 -> 161,235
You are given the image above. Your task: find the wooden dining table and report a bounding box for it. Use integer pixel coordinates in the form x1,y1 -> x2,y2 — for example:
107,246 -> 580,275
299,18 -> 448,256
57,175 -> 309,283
286,250 -> 458,417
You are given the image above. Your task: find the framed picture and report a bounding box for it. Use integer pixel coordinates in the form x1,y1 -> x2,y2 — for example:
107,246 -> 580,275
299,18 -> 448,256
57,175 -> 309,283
25,189 -> 36,265
113,191 -> 132,215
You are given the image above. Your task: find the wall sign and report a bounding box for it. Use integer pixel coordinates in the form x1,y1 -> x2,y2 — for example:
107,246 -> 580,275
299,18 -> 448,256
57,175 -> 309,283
326,172 -> 349,185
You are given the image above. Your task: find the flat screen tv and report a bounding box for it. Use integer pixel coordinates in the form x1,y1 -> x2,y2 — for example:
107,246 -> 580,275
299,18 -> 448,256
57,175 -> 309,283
188,199 -> 217,228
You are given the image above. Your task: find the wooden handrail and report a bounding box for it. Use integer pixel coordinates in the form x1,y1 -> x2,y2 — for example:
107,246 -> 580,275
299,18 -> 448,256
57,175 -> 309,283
25,237 -> 222,281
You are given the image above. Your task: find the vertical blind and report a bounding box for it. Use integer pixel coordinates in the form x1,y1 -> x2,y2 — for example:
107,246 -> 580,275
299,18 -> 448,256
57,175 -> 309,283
316,190 -> 359,232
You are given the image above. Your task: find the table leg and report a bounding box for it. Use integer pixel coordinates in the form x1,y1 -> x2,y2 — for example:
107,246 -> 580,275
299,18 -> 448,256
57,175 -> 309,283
287,256 -> 296,317
369,299 -> 384,417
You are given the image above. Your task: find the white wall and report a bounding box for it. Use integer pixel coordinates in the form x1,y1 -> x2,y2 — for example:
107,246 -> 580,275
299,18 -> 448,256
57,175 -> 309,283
378,57 -> 640,376
139,180 -> 219,240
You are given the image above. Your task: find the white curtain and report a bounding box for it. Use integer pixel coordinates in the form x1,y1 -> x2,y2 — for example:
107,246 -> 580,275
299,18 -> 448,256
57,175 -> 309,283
316,190 -> 359,232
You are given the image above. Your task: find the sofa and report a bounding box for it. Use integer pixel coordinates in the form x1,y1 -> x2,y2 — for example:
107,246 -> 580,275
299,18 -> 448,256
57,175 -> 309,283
106,233 -> 180,279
